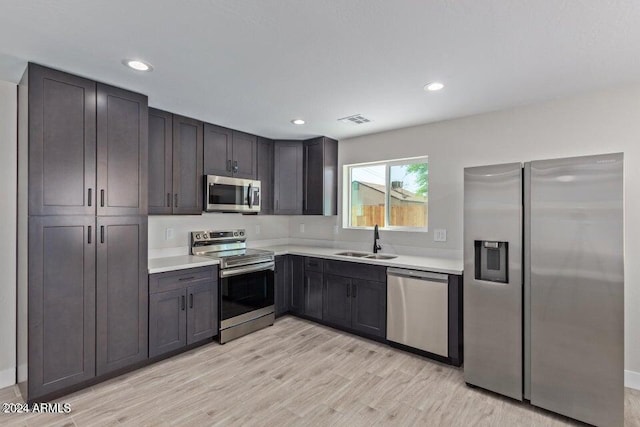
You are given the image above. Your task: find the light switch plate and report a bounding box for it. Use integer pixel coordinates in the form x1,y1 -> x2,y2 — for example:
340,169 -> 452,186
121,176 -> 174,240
165,228 -> 174,240
434,229 -> 447,242
333,225 -> 339,235
299,223 -> 305,233
255,225 -> 261,235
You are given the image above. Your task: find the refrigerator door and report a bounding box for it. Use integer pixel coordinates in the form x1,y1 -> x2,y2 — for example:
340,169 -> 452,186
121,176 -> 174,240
529,153 -> 624,427
464,163 -> 523,400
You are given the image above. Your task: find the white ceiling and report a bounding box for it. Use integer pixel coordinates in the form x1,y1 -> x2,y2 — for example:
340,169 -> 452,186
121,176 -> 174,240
1,1 -> 640,140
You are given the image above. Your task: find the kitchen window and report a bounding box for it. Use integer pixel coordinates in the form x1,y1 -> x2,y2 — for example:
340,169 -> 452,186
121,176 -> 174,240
344,156 -> 428,231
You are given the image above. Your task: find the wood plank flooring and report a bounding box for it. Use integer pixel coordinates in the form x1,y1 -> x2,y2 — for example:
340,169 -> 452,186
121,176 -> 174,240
1,316 -> 639,426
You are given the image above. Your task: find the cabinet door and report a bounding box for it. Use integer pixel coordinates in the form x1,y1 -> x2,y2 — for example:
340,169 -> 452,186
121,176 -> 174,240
275,256 -> 290,316
290,255 -> 305,315
274,141 -> 303,214
173,115 -> 203,214
149,289 -> 186,358
304,271 -> 324,320
203,124 -> 232,177
303,137 -> 338,216
303,138 -> 324,215
257,137 -> 274,214
96,216 -> 148,375
323,274 -> 351,328
97,84 -> 148,216
28,216 -> 95,398
148,108 -> 173,214
232,131 -> 257,179
28,64 -> 96,216
351,279 -> 387,338
187,282 -> 218,344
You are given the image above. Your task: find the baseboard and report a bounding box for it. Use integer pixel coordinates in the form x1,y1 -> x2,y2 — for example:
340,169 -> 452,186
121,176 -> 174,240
0,367 -> 15,389
625,370 -> 640,390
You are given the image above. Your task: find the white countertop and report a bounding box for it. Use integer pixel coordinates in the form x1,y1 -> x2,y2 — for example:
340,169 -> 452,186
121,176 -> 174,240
261,245 -> 463,275
148,255 -> 219,274
148,245 -> 463,275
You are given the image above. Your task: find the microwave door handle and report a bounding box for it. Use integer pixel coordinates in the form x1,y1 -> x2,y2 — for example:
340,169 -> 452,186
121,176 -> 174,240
247,183 -> 252,209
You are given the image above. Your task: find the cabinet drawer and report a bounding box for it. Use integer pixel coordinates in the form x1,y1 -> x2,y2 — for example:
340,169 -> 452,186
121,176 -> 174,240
323,260 -> 386,282
304,257 -> 324,273
149,266 -> 216,294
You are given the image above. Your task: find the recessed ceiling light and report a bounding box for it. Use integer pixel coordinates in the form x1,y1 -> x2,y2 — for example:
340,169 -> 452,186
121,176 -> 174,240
123,59 -> 153,72
291,119 -> 305,125
424,82 -> 444,91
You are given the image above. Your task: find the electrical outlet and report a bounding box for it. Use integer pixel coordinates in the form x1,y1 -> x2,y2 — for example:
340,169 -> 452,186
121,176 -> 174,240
434,229 -> 447,242
165,228 -> 174,240
255,225 -> 261,235
299,223 -> 305,233
333,225 -> 339,235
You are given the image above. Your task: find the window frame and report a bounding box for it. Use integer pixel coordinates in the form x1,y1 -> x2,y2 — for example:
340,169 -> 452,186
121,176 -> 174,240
343,156 -> 429,232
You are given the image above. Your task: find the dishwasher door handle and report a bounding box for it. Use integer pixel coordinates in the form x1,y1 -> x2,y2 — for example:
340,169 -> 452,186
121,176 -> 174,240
387,268 -> 448,283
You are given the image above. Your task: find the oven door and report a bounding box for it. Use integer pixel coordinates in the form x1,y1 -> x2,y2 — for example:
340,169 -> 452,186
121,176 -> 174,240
205,175 -> 261,213
220,262 -> 275,329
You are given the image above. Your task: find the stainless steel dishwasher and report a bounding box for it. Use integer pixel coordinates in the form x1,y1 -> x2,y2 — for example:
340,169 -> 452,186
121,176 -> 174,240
386,268 -> 449,357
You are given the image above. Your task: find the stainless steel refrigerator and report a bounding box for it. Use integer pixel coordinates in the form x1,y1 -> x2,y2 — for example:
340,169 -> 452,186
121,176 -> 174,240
463,153 -> 624,427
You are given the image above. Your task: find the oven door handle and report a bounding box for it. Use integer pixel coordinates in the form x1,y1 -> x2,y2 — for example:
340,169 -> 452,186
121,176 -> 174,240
247,183 -> 252,209
220,261 -> 275,278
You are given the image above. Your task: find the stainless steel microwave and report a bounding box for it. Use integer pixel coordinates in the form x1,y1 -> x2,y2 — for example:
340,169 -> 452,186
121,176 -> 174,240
204,175 -> 261,213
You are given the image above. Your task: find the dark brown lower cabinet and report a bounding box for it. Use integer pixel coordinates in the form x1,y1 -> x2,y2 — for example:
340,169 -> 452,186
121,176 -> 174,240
274,256 -> 290,316
304,271 -> 324,320
187,282 -> 217,344
290,256 -> 305,315
321,263 -> 387,339
27,216 -> 96,399
149,289 -> 186,357
149,267 -> 218,358
350,279 -> 386,337
323,274 -> 351,327
96,216 -> 148,375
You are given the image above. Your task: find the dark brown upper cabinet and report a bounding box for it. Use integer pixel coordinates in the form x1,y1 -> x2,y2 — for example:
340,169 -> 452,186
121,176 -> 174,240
172,115 -> 203,215
273,140 -> 303,215
148,108 -> 173,215
97,84 -> 148,216
231,130 -> 258,179
96,216 -> 148,375
256,137 -> 274,214
27,64 -> 97,216
203,124 -> 232,177
26,65 -> 148,218
303,137 -> 338,216
204,124 -> 257,179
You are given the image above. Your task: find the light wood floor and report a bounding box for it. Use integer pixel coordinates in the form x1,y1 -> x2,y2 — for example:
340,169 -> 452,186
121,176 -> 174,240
1,316 -> 639,426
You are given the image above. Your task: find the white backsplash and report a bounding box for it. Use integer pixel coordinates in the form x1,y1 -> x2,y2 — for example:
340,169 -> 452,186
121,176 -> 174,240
148,213 -> 290,258
149,213 -> 462,260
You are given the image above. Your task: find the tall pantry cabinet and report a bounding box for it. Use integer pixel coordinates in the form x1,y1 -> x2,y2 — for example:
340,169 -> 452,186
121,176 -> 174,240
18,64 -> 149,401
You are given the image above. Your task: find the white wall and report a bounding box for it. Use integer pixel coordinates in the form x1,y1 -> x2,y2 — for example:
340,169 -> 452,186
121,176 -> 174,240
291,83 -> 640,378
0,80 -> 17,387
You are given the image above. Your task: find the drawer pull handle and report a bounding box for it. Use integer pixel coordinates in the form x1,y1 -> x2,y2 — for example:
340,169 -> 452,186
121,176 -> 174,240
179,276 -> 195,281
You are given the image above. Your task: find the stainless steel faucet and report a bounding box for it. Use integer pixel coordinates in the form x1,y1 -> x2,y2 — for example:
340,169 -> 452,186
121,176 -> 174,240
373,224 -> 382,253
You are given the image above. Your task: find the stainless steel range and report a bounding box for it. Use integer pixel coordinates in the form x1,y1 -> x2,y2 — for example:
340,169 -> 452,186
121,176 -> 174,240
191,229 -> 275,344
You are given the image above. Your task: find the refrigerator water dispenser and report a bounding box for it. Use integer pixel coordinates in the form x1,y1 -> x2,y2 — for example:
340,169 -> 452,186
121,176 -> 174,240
474,240 -> 508,283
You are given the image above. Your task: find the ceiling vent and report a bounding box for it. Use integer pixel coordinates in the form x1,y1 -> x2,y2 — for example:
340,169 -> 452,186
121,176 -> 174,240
338,114 -> 371,125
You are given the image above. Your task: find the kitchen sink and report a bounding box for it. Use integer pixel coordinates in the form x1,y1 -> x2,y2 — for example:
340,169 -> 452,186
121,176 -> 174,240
335,251 -> 371,257
335,251 -> 398,260
364,254 -> 398,260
